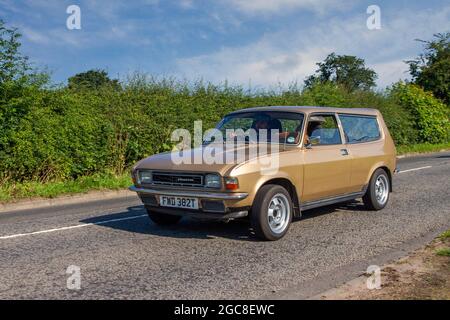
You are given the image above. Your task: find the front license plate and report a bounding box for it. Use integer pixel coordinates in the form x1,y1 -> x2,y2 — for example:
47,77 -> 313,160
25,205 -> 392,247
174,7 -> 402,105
159,196 -> 199,209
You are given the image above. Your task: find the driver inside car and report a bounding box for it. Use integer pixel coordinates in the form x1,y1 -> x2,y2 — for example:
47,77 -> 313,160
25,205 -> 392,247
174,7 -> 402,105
304,116 -> 325,145
251,116 -> 271,141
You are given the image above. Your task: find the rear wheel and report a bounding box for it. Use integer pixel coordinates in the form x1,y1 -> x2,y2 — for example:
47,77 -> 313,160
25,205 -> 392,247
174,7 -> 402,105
146,209 -> 182,225
363,168 -> 390,210
251,184 -> 293,241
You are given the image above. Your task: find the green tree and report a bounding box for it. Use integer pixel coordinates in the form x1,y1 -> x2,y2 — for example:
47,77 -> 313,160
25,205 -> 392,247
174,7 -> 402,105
68,69 -> 120,90
407,33 -> 450,105
304,53 -> 378,91
0,19 -> 30,83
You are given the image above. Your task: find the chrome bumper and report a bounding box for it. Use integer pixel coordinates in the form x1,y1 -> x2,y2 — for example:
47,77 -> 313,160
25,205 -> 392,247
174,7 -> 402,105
129,186 -> 248,200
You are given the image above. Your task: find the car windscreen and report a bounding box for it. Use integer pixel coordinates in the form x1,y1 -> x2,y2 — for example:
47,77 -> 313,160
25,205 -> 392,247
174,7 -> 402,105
214,111 -> 304,145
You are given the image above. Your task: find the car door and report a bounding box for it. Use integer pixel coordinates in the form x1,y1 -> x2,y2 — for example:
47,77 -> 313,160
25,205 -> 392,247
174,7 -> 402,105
301,113 -> 352,202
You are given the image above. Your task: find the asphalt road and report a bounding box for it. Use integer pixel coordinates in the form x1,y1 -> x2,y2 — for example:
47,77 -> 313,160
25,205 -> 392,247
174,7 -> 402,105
0,152 -> 449,299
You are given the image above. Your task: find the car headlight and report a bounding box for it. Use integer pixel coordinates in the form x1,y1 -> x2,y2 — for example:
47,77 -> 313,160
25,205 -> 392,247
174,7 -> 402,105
138,170 -> 152,184
205,174 -> 221,188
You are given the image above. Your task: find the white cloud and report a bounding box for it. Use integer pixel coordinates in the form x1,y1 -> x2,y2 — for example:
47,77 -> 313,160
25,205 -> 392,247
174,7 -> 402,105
20,26 -> 51,45
177,5 -> 450,89
177,39 -> 330,88
226,0 -> 356,15
369,60 -> 410,88
178,0 -> 194,9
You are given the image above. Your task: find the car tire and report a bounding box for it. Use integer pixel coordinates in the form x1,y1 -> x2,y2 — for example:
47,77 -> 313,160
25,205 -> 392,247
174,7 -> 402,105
146,209 -> 182,225
251,184 -> 293,241
363,168 -> 390,210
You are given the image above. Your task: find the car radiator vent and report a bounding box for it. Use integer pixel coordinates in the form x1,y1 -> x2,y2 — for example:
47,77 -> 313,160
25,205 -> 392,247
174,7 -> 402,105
151,172 -> 204,187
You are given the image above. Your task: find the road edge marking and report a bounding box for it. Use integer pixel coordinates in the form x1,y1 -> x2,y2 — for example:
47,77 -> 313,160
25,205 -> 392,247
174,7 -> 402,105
398,166 -> 432,173
0,214 -> 147,240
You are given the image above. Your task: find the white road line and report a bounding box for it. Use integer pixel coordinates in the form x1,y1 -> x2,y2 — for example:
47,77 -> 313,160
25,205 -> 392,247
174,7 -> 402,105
0,214 -> 147,240
398,165 -> 432,173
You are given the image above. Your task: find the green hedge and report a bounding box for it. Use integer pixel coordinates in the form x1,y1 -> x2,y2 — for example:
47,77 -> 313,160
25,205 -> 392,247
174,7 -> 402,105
0,78 -> 449,184
390,83 -> 450,144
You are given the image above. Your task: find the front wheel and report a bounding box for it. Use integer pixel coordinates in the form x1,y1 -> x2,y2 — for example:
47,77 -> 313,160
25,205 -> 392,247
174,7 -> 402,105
251,184 -> 293,241
363,168 -> 390,210
146,209 -> 182,225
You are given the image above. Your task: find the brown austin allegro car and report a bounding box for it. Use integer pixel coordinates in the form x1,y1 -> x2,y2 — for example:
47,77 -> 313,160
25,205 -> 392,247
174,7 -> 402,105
130,106 -> 397,240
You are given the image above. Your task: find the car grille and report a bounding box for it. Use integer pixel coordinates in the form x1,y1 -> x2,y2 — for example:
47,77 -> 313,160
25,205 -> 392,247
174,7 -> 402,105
151,172 -> 204,187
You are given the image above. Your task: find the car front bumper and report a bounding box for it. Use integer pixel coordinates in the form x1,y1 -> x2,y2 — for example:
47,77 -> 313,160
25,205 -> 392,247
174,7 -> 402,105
129,186 -> 248,200
129,186 -> 249,219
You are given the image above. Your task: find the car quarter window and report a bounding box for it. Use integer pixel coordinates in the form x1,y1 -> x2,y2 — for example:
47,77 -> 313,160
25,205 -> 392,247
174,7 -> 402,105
306,114 -> 342,145
339,114 -> 381,143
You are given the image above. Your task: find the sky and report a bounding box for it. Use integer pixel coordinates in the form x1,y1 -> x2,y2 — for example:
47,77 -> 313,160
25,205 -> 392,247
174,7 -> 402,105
1,0 -> 449,89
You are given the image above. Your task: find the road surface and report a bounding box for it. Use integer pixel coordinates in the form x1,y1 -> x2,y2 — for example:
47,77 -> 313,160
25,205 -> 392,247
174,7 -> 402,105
0,152 -> 449,299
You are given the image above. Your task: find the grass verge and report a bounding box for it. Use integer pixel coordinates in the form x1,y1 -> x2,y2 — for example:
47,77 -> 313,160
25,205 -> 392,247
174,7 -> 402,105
436,248 -> 450,257
0,173 -> 131,203
397,142 -> 450,155
440,230 -> 450,240
436,229 -> 450,256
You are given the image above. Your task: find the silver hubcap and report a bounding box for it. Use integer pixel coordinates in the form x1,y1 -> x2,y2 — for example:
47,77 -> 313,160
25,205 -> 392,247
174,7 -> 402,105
375,174 -> 389,205
267,193 -> 290,234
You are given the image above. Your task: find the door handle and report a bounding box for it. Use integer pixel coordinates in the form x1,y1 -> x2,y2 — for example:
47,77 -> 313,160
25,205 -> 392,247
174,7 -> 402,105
340,148 -> 349,156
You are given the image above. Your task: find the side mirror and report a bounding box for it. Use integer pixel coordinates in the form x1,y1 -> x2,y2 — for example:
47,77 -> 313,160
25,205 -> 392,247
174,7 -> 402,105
304,136 -> 320,149
310,136 -> 321,145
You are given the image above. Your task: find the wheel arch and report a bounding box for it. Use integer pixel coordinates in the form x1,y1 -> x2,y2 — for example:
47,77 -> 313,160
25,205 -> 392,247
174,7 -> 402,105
259,178 -> 301,217
368,164 -> 393,192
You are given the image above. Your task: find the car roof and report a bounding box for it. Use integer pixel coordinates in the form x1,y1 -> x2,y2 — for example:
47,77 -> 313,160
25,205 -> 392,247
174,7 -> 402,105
228,106 -> 379,116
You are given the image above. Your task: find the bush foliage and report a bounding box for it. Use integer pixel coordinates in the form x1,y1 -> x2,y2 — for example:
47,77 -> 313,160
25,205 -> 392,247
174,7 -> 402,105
390,83 -> 450,144
1,76 -> 449,184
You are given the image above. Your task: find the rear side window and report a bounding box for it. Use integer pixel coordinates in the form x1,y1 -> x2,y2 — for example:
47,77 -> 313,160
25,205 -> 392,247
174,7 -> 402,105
339,115 -> 381,143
